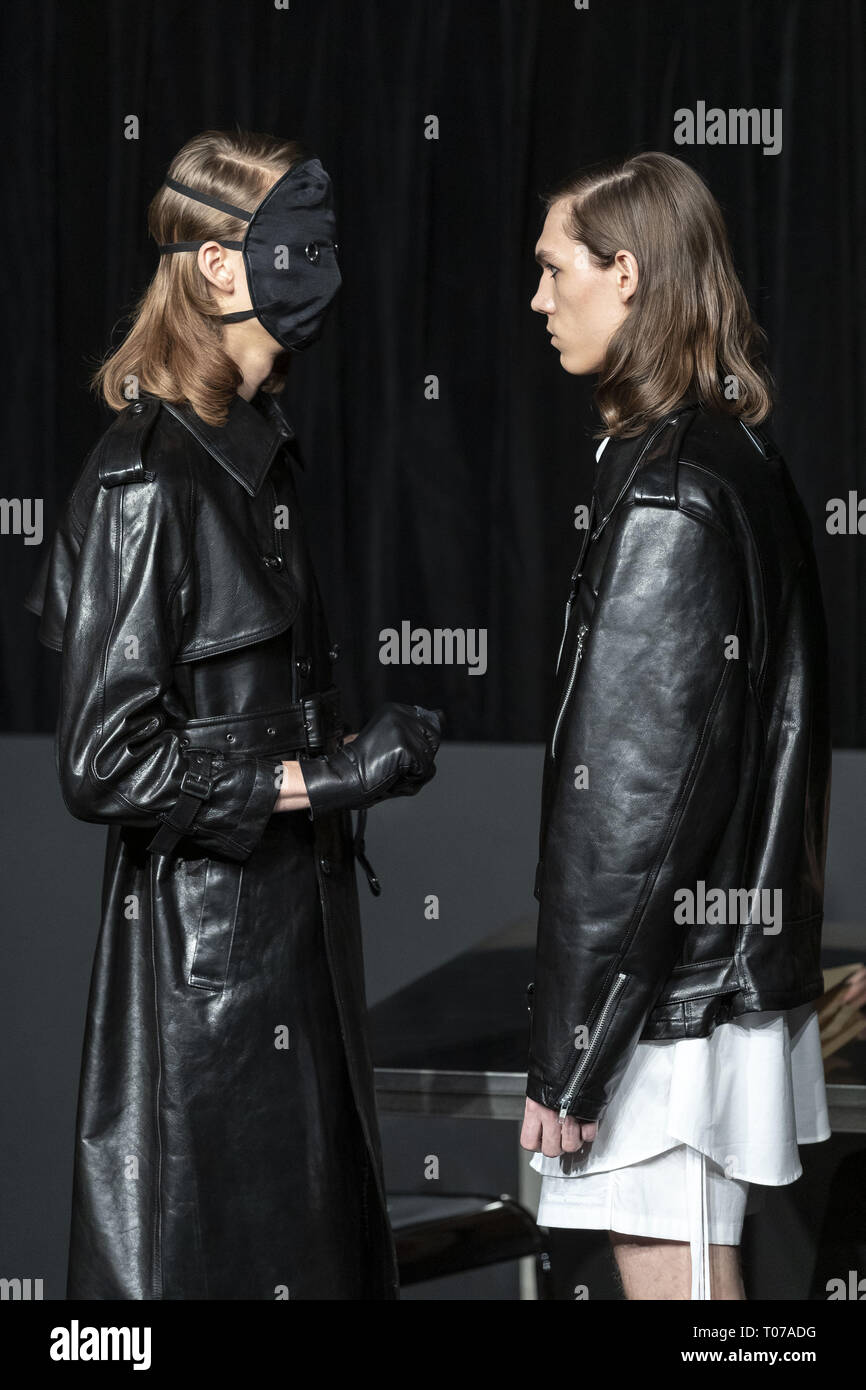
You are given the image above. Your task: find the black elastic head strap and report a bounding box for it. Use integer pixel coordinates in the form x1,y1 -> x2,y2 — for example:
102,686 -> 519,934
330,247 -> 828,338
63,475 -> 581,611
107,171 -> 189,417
157,177 -> 259,320
157,176 -> 253,256
158,239 -> 244,253
165,176 -> 253,221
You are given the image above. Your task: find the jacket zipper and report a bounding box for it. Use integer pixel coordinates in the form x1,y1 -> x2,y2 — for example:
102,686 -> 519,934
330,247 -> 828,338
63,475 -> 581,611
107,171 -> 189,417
557,971 -> 628,1119
554,594 -> 574,675
551,622 -> 589,760
556,495 -> 597,676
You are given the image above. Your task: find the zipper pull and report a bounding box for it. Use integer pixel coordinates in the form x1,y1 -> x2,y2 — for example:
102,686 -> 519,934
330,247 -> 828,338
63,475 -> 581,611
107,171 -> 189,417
550,622 -> 590,761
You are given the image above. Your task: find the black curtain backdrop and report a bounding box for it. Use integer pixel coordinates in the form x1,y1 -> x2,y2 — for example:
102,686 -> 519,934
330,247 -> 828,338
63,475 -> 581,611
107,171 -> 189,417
3,0 -> 864,743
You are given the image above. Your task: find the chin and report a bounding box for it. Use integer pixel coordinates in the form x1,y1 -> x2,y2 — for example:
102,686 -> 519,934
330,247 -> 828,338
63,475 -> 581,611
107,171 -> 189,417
557,348 -> 597,377
556,349 -> 582,376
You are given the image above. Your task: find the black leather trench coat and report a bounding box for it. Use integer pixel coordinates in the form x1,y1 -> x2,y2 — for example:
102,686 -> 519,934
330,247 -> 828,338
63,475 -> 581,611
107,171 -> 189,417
528,401 -> 832,1124
25,388 -> 399,1300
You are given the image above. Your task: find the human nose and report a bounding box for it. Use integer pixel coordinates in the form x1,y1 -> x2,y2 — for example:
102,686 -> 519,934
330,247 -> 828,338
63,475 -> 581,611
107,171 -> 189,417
531,274 -> 554,316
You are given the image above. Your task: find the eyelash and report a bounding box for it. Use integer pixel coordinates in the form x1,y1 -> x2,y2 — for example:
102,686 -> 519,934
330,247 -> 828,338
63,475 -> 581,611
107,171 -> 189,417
545,263 -> 559,279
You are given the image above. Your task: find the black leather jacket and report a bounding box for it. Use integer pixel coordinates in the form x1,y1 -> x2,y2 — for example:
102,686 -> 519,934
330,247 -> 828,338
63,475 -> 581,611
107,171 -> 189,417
527,402 -> 832,1124
24,389 -> 399,1299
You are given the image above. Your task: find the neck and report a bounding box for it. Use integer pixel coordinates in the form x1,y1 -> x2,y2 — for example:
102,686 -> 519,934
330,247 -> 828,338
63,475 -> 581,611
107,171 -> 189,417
222,325 -> 283,401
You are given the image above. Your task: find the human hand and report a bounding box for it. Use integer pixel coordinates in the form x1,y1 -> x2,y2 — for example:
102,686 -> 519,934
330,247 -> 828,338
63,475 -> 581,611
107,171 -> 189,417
300,703 -> 443,817
519,1096 -> 598,1157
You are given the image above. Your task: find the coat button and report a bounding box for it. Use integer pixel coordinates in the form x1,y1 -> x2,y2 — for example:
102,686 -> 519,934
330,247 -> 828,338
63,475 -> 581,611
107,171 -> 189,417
320,857 -> 331,874
261,553 -> 283,570
225,733 -> 235,743
328,643 -> 340,662
130,401 -> 144,414
179,737 -> 190,747
297,657 -> 311,677
267,726 -> 277,736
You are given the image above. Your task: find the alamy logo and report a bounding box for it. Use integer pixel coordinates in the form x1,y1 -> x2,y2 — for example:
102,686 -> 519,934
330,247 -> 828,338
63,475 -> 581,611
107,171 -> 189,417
379,622 -> 487,675
674,881 -> 782,934
826,1270 -> 866,1300
49,1320 -> 152,1370
674,101 -> 782,155
0,1276 -> 43,1299
0,497 -> 43,545
826,492 -> 866,534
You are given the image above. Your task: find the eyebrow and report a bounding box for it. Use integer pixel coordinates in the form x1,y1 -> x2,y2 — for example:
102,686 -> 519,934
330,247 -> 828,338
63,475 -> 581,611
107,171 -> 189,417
534,247 -> 558,266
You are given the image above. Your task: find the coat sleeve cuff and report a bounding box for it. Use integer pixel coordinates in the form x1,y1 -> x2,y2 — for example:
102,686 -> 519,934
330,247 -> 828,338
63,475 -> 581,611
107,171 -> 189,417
217,756 -> 282,860
525,1069 -> 606,1123
179,756 -> 280,863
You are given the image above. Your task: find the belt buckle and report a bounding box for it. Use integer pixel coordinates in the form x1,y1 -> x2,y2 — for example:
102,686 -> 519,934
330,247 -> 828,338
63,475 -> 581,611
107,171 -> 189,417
180,753 -> 214,799
302,695 -> 324,754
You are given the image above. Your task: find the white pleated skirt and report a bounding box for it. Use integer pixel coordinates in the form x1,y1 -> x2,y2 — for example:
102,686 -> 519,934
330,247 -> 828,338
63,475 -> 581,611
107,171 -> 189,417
530,1002 -> 831,1298
537,1144 -> 755,1299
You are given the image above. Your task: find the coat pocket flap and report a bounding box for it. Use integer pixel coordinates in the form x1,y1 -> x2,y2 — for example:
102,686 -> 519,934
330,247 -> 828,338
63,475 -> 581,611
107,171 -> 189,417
183,857 -> 245,992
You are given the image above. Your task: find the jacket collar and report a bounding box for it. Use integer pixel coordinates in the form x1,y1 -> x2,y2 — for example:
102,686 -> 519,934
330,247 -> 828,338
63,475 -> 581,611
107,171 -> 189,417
161,388 -> 300,497
592,427 -> 653,524
592,398 -> 701,525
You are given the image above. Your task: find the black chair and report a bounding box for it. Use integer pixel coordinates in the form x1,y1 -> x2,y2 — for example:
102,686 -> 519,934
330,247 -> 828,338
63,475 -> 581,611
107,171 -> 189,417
389,1191 -> 555,1298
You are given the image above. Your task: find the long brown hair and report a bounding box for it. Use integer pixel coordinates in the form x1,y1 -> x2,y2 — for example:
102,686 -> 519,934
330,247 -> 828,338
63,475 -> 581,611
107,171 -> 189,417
92,129 -> 305,425
544,151 -> 774,438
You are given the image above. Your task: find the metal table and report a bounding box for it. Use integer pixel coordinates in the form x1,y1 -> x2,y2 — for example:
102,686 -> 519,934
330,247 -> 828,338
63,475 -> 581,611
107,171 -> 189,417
371,938 -> 866,1131
374,1066 -> 866,1132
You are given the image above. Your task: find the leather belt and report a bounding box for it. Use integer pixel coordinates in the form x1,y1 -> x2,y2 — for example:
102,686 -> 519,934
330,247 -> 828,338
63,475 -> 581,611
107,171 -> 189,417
170,687 -> 343,757
146,688 -> 343,858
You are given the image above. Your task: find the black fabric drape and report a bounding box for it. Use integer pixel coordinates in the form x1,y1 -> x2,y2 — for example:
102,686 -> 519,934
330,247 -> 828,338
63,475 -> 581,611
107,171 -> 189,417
3,0 -> 864,743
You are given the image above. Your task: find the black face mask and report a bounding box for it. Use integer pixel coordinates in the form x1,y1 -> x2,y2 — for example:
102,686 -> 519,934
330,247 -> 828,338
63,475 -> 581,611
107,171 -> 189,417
158,155 -> 341,352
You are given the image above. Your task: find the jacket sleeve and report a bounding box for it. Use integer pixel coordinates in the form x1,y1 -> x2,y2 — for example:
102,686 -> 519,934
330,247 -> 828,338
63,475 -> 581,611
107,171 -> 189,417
55,456 -> 281,863
527,499 -> 747,1122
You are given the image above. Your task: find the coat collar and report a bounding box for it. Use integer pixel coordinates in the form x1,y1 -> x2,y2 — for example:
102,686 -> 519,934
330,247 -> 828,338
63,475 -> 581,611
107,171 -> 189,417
161,388 -> 301,497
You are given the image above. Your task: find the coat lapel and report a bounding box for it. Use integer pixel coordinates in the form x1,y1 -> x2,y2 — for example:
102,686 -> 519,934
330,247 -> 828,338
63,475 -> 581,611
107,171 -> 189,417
162,389 -> 299,496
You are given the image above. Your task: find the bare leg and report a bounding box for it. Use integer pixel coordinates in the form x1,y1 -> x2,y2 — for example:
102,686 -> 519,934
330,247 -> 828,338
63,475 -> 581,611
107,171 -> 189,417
609,1231 -> 746,1300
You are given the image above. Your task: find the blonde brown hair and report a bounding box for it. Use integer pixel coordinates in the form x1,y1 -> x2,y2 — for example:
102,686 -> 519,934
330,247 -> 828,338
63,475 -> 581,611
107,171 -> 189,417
92,129 -> 305,425
545,151 -> 774,438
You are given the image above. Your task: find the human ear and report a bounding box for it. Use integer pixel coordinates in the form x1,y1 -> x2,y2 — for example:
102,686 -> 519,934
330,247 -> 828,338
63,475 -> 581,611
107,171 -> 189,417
196,241 -> 235,293
614,248 -> 639,303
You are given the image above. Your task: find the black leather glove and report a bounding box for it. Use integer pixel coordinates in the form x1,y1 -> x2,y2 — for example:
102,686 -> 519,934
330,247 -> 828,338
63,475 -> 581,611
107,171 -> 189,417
300,702 -> 443,817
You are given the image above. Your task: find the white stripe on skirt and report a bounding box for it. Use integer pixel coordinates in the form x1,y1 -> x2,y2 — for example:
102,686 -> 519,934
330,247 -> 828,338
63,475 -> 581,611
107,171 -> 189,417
685,1145 -> 712,1300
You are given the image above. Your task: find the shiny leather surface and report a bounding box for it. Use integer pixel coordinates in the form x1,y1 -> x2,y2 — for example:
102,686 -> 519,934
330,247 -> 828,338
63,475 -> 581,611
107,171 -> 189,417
24,389 -> 399,1299
300,702 -> 441,814
527,403 -> 832,1123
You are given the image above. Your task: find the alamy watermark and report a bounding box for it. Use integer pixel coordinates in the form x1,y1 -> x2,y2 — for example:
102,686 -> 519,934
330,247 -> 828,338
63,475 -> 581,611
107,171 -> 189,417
674,880 -> 783,934
0,497 -> 42,545
379,622 -> 487,675
674,101 -> 782,156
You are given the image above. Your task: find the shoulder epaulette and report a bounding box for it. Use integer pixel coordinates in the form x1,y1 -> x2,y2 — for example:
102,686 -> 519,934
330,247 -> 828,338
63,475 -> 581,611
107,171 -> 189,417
634,404 -> 701,508
98,396 -> 160,488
